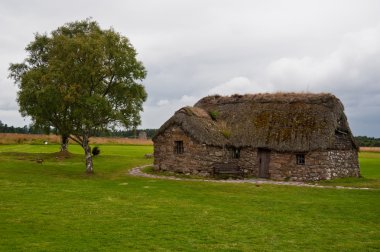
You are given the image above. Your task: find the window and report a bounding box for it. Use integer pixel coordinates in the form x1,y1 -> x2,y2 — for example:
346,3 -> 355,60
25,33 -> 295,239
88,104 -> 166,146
230,147 -> 240,159
296,154 -> 305,165
174,141 -> 184,154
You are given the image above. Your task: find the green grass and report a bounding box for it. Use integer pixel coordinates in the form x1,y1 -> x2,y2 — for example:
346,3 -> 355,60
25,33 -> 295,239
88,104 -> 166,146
359,152 -> 380,178
0,145 -> 379,251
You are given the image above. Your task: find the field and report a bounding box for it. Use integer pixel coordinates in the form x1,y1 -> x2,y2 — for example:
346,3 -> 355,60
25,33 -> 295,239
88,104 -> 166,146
0,133 -> 153,145
0,142 -> 379,251
360,147 -> 380,152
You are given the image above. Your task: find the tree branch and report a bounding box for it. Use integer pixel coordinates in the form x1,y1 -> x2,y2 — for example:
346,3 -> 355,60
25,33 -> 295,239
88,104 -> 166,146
69,133 -> 84,146
90,75 -> 95,96
103,74 -> 115,97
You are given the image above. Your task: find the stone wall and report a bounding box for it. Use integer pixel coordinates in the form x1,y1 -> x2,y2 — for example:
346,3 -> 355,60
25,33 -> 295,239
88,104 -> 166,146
268,149 -> 360,181
154,125 -> 224,176
154,125 -> 360,181
236,147 -> 258,176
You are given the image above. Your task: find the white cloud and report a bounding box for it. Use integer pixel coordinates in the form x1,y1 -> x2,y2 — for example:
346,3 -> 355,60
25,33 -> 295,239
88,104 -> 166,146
208,77 -> 272,96
141,95 -> 199,128
0,79 -> 19,111
267,24 -> 380,93
179,95 -> 198,104
156,99 -> 170,106
0,109 -> 30,126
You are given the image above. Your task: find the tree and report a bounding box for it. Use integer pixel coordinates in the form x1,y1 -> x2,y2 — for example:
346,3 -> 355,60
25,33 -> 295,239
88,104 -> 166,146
9,19 -> 147,174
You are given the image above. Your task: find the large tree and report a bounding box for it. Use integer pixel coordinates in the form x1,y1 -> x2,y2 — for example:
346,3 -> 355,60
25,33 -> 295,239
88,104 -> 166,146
9,19 -> 147,173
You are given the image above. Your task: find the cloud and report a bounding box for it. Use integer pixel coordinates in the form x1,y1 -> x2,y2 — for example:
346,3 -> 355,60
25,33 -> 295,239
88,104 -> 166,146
141,95 -> 199,128
208,77 -> 271,96
0,109 -> 30,126
0,79 -> 19,111
179,95 -> 198,104
156,99 -> 170,106
267,25 -> 380,93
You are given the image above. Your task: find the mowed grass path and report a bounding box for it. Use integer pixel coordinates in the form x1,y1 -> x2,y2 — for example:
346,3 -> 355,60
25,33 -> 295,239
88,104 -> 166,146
0,145 -> 379,251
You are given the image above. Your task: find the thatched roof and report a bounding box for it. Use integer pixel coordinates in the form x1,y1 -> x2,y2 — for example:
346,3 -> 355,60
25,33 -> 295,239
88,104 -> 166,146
153,93 -> 357,152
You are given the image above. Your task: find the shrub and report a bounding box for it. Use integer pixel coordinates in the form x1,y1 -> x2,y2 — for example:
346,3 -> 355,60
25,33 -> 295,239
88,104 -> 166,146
221,130 -> 231,139
209,111 -> 219,121
92,146 -> 100,156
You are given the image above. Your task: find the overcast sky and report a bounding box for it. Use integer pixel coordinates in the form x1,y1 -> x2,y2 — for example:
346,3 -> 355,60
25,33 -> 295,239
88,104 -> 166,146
1,0 -> 380,137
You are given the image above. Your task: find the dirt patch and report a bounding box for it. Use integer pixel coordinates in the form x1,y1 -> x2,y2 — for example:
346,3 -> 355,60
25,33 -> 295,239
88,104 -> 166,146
54,150 -> 73,160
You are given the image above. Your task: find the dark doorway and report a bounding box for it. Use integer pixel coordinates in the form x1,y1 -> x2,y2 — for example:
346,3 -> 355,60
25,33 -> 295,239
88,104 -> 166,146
258,149 -> 271,178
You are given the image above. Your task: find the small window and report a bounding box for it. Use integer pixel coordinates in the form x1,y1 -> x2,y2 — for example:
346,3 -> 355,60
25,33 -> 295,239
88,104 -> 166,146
296,154 -> 305,165
230,147 -> 240,159
174,141 -> 184,154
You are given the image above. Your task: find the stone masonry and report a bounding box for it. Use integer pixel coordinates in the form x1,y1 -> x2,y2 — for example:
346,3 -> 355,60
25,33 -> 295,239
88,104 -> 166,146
154,125 -> 360,181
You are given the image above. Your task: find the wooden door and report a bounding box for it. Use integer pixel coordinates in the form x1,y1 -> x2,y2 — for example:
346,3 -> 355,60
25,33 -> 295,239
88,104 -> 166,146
258,149 -> 271,178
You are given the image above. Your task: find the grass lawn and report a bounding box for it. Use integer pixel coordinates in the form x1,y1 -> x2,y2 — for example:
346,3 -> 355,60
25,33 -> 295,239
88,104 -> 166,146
0,144 -> 379,251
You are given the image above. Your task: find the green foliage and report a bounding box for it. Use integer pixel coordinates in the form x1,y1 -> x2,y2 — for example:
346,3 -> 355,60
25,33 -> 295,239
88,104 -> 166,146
355,136 -> 380,147
94,128 -> 158,138
0,145 -> 379,250
9,18 -> 147,134
208,110 -> 219,121
221,129 -> 231,139
9,18 -> 147,172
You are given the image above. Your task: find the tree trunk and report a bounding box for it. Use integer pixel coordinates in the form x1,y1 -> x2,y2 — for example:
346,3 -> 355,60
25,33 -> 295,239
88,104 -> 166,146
60,135 -> 69,152
82,134 -> 93,174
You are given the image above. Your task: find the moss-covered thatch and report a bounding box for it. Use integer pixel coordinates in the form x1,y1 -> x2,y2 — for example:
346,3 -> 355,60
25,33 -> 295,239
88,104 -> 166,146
153,93 -> 357,152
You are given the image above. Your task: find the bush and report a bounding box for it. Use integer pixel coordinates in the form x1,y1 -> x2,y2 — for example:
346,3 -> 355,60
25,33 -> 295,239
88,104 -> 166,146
209,111 -> 219,121
92,146 -> 100,156
221,130 -> 231,139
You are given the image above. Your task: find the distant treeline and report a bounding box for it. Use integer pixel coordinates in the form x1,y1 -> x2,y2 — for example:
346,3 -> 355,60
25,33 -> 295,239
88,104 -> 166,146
93,129 -> 158,138
1,120 -> 379,145
0,121 -> 46,134
355,136 -> 380,147
0,120 -> 157,138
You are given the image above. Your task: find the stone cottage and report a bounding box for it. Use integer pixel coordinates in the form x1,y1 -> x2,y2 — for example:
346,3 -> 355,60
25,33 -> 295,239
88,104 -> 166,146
153,93 -> 360,181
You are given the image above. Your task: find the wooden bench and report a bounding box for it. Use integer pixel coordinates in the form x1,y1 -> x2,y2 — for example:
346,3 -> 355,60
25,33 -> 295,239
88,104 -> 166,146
213,163 -> 244,178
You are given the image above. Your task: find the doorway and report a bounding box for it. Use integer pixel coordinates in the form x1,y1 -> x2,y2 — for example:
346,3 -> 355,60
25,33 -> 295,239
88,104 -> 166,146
258,149 -> 271,178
